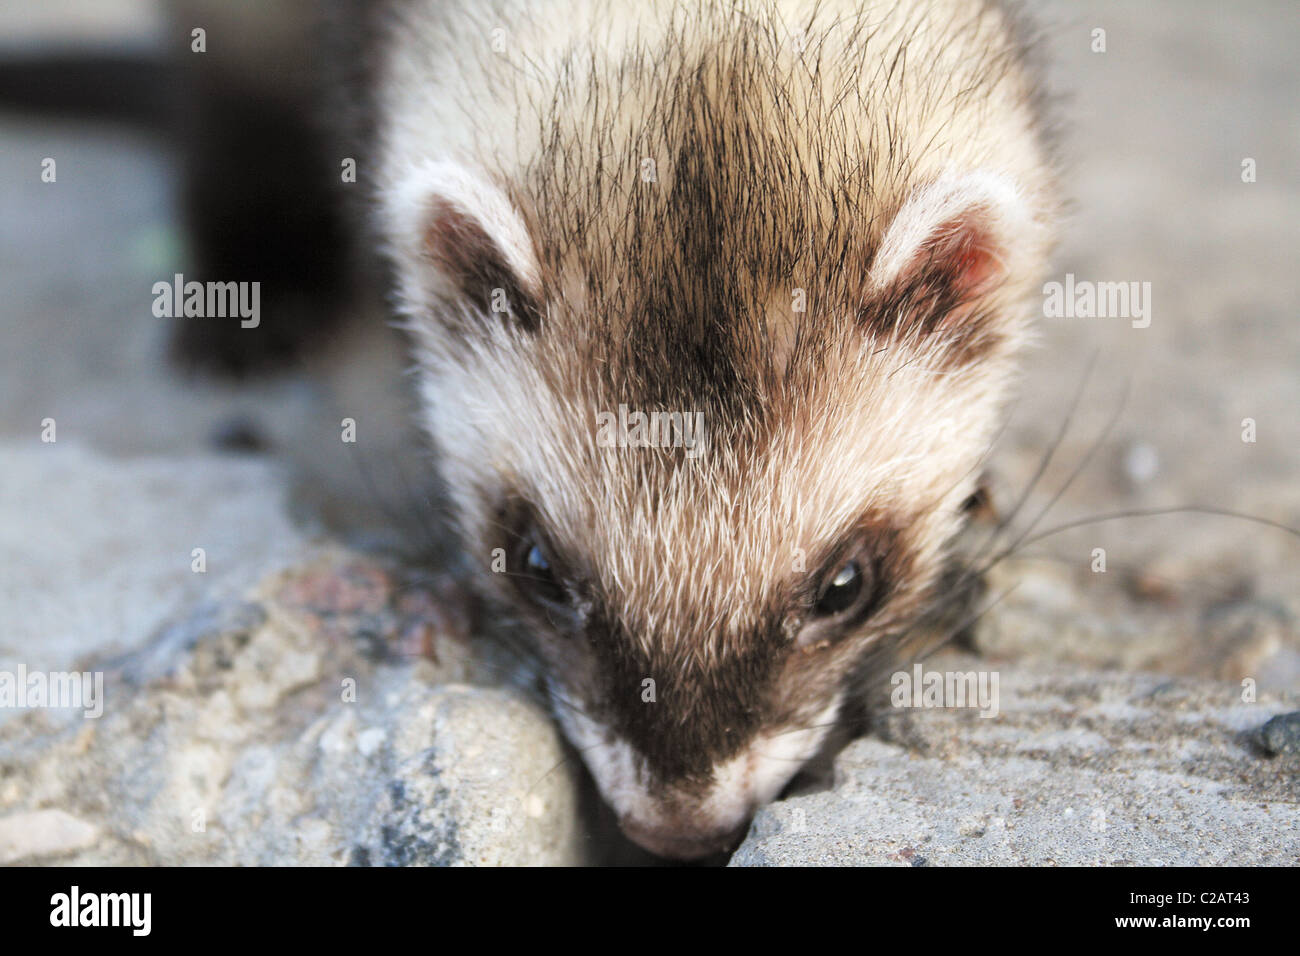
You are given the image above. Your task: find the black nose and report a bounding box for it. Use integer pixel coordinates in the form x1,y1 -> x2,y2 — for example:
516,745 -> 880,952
619,817 -> 751,861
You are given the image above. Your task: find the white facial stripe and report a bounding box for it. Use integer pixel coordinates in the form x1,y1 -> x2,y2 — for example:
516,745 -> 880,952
553,684 -> 842,838
743,695 -> 843,805
550,689 -> 648,818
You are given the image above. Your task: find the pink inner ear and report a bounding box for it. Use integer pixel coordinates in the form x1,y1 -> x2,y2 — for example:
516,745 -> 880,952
918,209 -> 1004,300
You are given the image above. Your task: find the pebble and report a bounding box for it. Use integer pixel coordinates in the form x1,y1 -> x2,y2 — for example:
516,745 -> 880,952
1258,711 -> 1300,757
0,809 -> 100,864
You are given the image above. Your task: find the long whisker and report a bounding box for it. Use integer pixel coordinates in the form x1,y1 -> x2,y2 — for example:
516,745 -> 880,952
971,350 -> 1100,562
1013,504 -> 1300,550
912,581 -> 1020,663
982,373 -> 1131,575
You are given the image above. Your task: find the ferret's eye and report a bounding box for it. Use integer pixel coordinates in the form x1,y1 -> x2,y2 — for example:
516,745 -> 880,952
813,560 -> 867,617
516,537 -> 569,607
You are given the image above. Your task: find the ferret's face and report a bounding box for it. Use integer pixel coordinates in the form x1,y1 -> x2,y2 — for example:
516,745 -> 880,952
389,159 -> 1047,859
373,0 -> 1057,860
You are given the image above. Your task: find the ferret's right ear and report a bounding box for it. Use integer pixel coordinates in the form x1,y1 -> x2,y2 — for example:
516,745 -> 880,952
387,160 -> 543,333
862,169 -> 1042,358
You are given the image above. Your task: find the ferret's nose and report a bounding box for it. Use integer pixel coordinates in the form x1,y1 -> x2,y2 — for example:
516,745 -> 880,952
619,816 -> 752,861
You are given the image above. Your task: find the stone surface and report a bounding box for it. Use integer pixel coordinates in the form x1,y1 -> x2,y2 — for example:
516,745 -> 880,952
0,809 -> 100,864
0,442 -> 315,677
732,660 -> 1300,866
0,551 -> 584,866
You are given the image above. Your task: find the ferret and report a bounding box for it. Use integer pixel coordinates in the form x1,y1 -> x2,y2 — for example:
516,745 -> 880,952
370,0 -> 1057,858
2,0 -> 1057,860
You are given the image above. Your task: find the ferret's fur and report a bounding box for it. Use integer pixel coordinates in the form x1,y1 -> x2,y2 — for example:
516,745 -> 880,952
360,0 -> 1060,858
371,0 -> 1057,858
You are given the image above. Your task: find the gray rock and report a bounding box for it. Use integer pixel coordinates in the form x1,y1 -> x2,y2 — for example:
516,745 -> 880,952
0,442 -> 314,679
350,686 -> 581,867
0,809 -> 100,864
0,551 -> 583,866
731,660 -> 1300,866
1259,712 -> 1300,758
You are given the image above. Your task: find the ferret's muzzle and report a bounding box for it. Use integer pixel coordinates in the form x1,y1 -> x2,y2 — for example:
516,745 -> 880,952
619,814 -> 752,861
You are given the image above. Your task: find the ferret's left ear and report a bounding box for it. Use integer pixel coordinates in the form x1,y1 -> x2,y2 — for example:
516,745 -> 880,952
387,159 -> 543,333
865,170 -> 1033,344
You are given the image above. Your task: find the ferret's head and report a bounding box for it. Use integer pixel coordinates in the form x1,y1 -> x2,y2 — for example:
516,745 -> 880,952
380,14 -> 1054,859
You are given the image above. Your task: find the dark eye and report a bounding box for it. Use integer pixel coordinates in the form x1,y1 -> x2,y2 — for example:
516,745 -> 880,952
516,536 -> 569,607
813,560 -> 866,617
